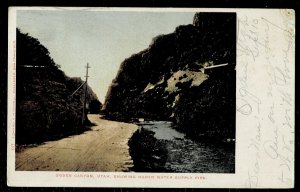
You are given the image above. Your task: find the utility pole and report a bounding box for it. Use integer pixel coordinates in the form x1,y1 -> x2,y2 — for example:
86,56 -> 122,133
82,63 -> 90,125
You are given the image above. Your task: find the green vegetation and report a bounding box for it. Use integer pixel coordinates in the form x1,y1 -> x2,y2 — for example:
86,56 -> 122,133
16,29 -> 101,144
103,13 -> 236,141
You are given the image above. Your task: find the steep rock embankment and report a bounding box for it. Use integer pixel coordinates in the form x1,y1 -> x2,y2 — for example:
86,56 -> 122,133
103,12 -> 236,140
16,29 -> 101,144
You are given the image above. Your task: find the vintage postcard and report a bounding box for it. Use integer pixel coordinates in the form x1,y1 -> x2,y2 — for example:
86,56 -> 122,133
7,7 -> 295,188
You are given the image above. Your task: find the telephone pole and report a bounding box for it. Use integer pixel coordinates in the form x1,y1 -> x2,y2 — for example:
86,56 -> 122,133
82,63 -> 90,125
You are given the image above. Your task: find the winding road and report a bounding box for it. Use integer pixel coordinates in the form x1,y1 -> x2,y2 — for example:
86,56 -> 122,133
15,114 -> 138,172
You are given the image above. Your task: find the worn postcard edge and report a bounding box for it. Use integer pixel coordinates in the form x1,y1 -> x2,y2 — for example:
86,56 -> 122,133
7,7 -> 295,188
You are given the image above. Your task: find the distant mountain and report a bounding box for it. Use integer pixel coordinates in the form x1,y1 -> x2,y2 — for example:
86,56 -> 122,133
16,29 -> 101,144
103,12 -> 236,140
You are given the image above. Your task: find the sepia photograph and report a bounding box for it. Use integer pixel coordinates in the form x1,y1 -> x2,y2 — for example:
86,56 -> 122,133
15,10 -> 236,173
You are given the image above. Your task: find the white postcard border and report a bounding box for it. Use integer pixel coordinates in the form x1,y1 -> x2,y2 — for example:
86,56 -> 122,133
7,7 -> 295,188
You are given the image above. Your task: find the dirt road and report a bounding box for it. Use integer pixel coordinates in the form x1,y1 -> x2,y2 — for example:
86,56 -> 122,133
15,114 -> 138,172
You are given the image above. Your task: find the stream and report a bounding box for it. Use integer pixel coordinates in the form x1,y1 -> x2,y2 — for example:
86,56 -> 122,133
129,121 -> 235,173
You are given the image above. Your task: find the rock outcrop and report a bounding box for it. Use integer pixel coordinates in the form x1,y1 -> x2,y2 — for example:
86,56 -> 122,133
16,29 -> 101,144
103,12 -> 236,140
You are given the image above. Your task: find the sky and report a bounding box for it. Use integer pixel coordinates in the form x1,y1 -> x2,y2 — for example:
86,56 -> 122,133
17,10 -> 195,102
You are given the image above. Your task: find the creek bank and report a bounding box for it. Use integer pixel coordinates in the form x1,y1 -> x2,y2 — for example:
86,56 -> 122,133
128,129 -> 168,172
128,121 -> 235,173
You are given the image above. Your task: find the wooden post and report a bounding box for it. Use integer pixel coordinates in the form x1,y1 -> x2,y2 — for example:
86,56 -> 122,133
82,63 -> 90,125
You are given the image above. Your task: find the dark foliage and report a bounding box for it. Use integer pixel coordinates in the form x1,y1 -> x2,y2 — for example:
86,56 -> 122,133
173,70 -> 236,140
16,29 -> 100,144
128,129 -> 168,172
89,99 -> 102,114
103,12 -> 236,140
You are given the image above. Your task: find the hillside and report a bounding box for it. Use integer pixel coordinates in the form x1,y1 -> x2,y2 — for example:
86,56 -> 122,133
103,12 -> 236,140
16,29 -> 101,144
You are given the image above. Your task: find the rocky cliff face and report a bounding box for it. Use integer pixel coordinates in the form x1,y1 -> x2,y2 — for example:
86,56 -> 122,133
103,12 -> 236,140
16,29 -> 101,144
